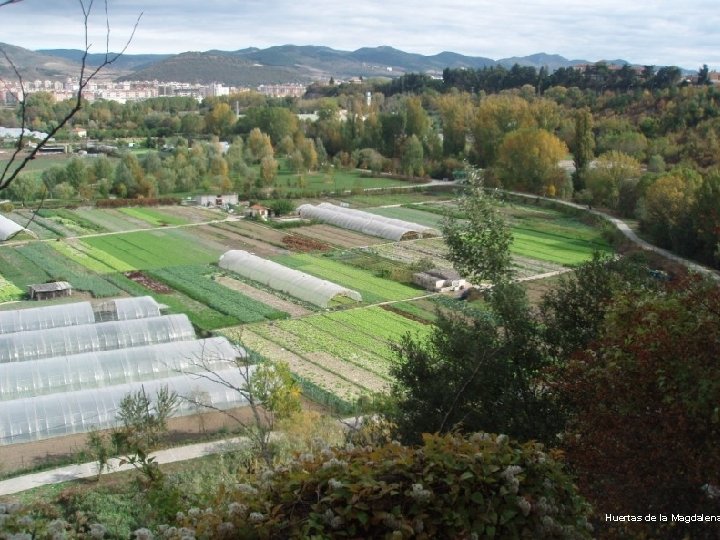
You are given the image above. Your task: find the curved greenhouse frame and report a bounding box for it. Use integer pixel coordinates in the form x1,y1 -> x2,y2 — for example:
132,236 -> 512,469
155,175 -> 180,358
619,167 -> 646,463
0,314 -> 195,363
0,214 -> 24,241
317,203 -> 439,237
0,302 -> 96,335
298,204 -> 410,240
0,337 -> 245,400
0,296 -> 163,335
219,250 -> 362,307
0,367 -> 256,445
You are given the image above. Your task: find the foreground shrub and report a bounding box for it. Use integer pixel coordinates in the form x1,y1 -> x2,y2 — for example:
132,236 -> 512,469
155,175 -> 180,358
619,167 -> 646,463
171,432 -> 592,539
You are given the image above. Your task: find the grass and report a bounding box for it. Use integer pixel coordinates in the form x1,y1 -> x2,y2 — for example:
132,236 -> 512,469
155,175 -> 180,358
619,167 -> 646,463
83,229 -> 221,270
259,162 -> 417,194
118,207 -> 189,227
105,272 -> 238,331
148,265 -> 288,324
365,206 -> 446,228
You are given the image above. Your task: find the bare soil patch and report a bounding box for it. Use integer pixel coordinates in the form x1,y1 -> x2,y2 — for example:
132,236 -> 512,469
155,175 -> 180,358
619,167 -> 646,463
124,271 -> 173,293
282,235 -> 330,252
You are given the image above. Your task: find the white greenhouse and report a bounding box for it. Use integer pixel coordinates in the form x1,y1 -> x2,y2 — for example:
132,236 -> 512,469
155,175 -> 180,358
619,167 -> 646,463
0,368 -> 255,445
317,203 -> 439,237
219,249 -> 362,308
0,337 -> 244,401
0,296 -> 163,334
297,203 -> 438,240
0,298 -> 260,446
0,214 -> 24,241
0,314 -> 195,363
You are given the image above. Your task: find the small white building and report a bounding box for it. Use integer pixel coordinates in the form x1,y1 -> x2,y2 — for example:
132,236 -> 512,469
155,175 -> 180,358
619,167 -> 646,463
194,193 -> 239,208
246,204 -> 271,220
413,268 -> 469,292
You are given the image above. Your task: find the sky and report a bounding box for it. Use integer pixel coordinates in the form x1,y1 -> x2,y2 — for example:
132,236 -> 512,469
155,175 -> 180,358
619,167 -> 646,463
1,0 -> 718,70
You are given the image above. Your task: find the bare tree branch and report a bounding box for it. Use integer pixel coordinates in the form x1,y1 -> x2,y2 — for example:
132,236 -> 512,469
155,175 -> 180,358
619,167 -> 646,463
0,0 -> 143,193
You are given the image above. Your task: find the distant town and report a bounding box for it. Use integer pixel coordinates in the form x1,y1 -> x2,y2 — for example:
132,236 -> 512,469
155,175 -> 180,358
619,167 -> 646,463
1,78 -> 308,105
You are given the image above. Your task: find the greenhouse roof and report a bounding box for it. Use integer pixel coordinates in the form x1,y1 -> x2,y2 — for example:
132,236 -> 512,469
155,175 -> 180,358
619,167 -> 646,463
0,313 -> 195,363
219,250 -> 362,308
0,337 -> 244,401
0,214 -> 24,241
317,203 -> 439,237
0,296 -> 163,335
298,203 -> 438,241
0,367 -> 255,445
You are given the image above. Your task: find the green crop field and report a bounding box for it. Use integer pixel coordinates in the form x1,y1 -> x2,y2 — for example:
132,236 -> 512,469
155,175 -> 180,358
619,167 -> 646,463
148,265 -> 288,324
106,272 -> 238,331
271,253 -> 424,303
83,229 -> 221,269
365,206 -> 446,228
118,207 -> 189,227
259,162 -> 418,194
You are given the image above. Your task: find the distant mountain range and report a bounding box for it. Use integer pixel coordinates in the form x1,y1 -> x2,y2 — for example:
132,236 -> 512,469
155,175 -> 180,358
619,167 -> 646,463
3,43 -> 641,86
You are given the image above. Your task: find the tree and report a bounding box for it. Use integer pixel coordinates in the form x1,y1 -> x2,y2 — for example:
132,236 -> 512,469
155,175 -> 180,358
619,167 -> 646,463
247,127 -> 274,163
571,108 -> 594,191
116,385 -> 179,452
495,128 -> 568,195
584,150 -> 641,211
442,166 -> 513,285
556,276 -> 720,538
0,0 -> 141,194
259,155 -> 279,186
400,134 -> 424,176
183,351 -> 301,468
640,168 -> 701,252
470,94 -> 535,167
389,282 -> 562,446
204,102 -> 235,137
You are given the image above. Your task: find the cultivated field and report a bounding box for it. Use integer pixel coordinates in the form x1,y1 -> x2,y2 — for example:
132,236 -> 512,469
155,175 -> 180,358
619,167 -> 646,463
0,197 -> 612,409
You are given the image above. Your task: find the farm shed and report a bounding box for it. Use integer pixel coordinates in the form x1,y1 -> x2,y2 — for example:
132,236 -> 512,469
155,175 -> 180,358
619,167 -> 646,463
0,313 -> 195,363
27,282 -> 72,301
194,193 -> 239,207
219,249 -> 362,308
0,337 -> 243,401
0,214 -> 24,241
317,203 -> 439,238
0,367 -> 254,445
413,268 -> 470,292
298,203 -> 418,241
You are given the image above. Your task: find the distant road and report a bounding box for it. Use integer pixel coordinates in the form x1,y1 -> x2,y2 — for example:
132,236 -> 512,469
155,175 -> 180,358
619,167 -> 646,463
500,190 -> 720,280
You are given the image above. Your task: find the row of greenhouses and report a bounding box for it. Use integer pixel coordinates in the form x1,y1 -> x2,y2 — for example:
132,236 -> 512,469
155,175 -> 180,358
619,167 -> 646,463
297,202 -> 438,241
0,297 -> 253,445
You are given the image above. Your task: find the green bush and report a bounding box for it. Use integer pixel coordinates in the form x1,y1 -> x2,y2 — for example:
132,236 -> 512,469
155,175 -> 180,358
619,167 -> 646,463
170,432 -> 592,539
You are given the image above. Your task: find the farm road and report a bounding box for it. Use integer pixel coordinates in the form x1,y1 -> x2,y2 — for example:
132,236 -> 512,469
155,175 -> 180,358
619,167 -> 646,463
0,436 -> 250,496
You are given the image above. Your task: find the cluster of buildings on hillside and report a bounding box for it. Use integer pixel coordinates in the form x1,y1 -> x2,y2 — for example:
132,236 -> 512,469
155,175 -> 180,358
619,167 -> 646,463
0,78 -> 308,105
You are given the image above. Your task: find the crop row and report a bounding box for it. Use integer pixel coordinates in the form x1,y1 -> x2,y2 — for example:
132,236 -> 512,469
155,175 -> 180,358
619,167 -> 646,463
118,207 -> 189,227
105,272 -> 238,331
249,322 -> 391,390
85,230 -> 219,269
273,254 -> 421,303
0,274 -> 22,302
15,244 -> 121,297
271,318 -> 392,379
148,265 -> 288,324
328,307 -> 432,343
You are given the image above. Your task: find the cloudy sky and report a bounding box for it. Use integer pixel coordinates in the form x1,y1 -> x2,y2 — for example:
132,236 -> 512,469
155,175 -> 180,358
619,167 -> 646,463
1,0 -> 718,69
